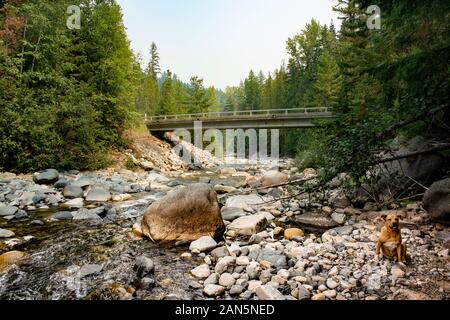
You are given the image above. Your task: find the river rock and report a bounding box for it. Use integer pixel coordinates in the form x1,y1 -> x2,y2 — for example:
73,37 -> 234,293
214,185 -> 237,194
203,284 -> 225,297
0,251 -> 28,272
51,211 -> 74,221
249,248 -> 287,270
229,285 -> 245,295
221,207 -> 246,222
0,205 -> 18,217
219,273 -> 235,287
312,293 -> 326,300
33,169 -> 59,185
292,212 -> 340,231
331,212 -> 346,224
71,177 -> 92,188
255,285 -> 285,300
227,214 -> 268,236
79,264 -> 103,277
204,273 -> 219,285
112,194 -> 132,202
54,178 -> 70,189
326,278 -> 339,289
284,228 -> 304,240
423,178 -> 450,223
383,136 -> 444,185
218,167 -> 237,175
72,208 -> 102,221
85,188 -> 111,202
367,273 -> 382,290
329,189 -> 351,209
134,255 -> 155,277
147,172 -> 170,183
141,183 -> 224,242
215,256 -> 235,274
236,256 -> 250,266
259,171 -> 289,188
297,285 -> 311,300
63,185 -> 84,199
211,246 -> 230,260
189,236 -> 217,253
225,194 -> 267,212
0,228 -> 15,238
61,198 -> 84,208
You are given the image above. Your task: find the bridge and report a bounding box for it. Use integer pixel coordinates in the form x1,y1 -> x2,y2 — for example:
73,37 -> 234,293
145,107 -> 333,132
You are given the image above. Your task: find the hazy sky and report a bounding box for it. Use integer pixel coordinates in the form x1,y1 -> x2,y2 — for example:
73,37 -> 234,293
116,0 -> 340,89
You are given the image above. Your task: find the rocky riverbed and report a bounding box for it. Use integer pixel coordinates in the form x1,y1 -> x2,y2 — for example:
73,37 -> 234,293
0,160 -> 449,300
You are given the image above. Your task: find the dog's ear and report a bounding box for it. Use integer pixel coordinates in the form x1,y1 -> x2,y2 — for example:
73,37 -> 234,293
381,214 -> 387,221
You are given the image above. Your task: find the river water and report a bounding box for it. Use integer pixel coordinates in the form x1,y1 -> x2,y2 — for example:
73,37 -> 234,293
0,166 -> 268,300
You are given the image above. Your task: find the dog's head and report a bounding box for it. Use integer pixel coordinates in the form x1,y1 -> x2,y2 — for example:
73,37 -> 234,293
381,213 -> 401,231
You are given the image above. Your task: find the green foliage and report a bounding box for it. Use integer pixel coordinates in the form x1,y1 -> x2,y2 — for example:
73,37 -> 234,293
0,0 -> 140,172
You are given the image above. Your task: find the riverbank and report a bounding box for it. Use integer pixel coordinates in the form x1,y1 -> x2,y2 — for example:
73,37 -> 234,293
0,156 -> 448,300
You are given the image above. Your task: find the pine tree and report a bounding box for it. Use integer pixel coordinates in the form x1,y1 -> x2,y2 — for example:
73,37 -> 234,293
147,42 -> 160,79
243,70 -> 261,110
314,51 -> 341,109
157,70 -> 177,115
261,74 -> 274,109
207,86 -> 220,112
188,76 -> 211,113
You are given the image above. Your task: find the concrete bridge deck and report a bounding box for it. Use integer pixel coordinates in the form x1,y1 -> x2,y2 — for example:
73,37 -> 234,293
145,107 -> 333,131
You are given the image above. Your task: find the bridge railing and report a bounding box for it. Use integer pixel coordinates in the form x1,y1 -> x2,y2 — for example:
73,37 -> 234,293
145,107 -> 330,122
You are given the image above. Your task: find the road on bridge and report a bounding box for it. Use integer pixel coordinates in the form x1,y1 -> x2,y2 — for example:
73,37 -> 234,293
145,107 -> 333,132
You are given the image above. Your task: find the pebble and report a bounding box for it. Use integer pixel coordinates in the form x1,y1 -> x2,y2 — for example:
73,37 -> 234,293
0,228 -> 15,238
219,273 -> 236,287
311,293 -> 326,300
203,284 -> 225,297
190,264 -> 211,278
255,285 -> 285,300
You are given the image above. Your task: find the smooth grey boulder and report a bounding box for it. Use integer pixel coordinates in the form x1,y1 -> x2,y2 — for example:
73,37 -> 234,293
63,185 -> 84,199
85,188 -> 111,202
33,169 -> 59,185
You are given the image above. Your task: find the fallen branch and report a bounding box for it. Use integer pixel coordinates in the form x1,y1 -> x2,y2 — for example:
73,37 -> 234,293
375,144 -> 450,165
252,177 -> 312,191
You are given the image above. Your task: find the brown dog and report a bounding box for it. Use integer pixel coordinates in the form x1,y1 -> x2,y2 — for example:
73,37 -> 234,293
376,213 -> 407,263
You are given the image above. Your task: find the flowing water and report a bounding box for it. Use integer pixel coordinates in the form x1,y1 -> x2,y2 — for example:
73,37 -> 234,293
0,170 -> 253,300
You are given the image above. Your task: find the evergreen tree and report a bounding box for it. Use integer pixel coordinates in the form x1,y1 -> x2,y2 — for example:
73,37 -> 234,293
243,70 -> 261,110
157,70 -> 177,115
147,42 -> 160,79
314,51 -> 341,109
187,76 -> 211,113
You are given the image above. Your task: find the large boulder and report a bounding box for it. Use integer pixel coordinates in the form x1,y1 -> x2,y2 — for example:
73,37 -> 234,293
259,171 -> 289,188
423,178 -> 450,224
141,183 -> 225,242
33,169 -> 59,185
380,136 -> 444,185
